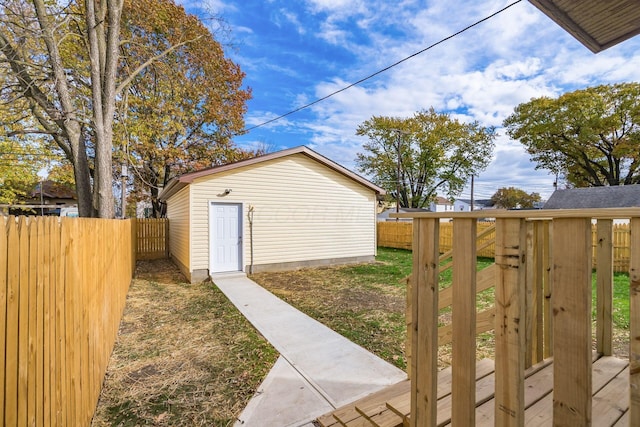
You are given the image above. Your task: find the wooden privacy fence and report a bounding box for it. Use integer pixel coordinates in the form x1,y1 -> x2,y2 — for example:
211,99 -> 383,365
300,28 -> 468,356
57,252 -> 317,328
0,216 -> 135,427
379,221 -> 496,255
135,218 -> 169,260
378,219 -> 632,272
404,208 -> 639,426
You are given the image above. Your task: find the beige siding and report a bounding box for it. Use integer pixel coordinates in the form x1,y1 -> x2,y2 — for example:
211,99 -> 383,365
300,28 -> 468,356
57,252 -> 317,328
166,185 -> 191,275
189,154 -> 377,272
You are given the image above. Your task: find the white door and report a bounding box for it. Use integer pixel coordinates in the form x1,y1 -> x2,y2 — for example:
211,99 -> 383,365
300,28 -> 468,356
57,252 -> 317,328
210,203 -> 242,273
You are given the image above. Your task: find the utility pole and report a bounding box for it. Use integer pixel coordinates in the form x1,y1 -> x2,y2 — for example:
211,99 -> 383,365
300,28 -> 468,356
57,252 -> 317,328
40,180 -> 44,216
470,175 -> 475,211
120,163 -> 128,219
396,132 -> 401,221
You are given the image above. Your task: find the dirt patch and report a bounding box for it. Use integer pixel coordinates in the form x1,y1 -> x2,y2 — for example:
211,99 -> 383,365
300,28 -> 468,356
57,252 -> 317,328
92,259 -> 277,427
252,262 -> 409,370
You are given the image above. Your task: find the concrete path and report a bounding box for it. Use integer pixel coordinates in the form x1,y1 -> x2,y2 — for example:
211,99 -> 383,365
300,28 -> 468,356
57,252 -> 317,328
211,273 -> 407,427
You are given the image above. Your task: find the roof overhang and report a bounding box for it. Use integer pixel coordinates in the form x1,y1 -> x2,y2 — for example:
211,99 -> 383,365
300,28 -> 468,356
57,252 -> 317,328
159,145 -> 386,202
529,0 -> 640,53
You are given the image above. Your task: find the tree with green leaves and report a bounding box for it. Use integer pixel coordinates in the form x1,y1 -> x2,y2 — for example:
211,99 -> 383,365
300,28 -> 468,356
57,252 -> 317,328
503,82 -> 640,188
0,138 -> 42,205
117,0 -> 252,217
1,0 -> 252,217
0,0 -> 125,217
490,187 -> 541,209
356,108 -> 496,208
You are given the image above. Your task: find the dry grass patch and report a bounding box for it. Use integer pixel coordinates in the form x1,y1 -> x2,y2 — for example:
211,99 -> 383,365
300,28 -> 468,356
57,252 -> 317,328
251,248 -> 412,370
92,260 -> 277,427
251,249 -> 498,371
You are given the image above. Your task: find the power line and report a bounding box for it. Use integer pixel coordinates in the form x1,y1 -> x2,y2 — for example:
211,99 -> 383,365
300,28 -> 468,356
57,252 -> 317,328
239,0 -> 523,134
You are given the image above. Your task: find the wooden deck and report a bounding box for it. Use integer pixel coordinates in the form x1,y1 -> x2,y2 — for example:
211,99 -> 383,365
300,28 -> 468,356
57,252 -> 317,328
315,355 -> 630,427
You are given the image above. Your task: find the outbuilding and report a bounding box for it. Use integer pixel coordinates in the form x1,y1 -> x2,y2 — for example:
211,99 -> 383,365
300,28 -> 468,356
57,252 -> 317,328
159,146 -> 385,282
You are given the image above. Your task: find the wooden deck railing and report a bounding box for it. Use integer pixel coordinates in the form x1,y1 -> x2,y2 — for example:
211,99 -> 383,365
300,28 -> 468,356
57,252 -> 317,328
380,220 -> 633,272
399,208 -> 640,426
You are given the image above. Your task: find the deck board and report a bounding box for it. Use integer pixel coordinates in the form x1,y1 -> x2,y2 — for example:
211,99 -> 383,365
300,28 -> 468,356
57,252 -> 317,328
316,356 -> 630,427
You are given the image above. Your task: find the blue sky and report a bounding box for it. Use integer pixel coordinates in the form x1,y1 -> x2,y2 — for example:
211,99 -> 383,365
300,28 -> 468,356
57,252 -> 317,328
177,0 -> 640,200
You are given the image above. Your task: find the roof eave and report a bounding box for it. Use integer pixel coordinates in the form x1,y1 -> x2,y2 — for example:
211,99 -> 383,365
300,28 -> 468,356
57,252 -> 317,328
529,0 -> 640,53
158,146 -> 385,201
158,177 -> 188,202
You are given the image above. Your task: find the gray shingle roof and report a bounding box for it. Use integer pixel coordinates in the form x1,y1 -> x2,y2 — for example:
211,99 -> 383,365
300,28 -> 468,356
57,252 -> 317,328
543,185 -> 640,209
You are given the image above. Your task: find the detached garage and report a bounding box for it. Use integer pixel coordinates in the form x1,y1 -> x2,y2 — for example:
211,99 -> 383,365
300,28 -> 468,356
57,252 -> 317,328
159,146 -> 384,282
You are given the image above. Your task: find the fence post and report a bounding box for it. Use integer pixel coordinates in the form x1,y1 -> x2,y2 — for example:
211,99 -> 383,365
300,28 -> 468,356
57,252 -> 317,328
165,218 -> 169,258
131,219 -> 137,267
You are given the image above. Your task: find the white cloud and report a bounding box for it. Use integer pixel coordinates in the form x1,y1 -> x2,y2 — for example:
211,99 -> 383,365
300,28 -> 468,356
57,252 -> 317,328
305,0 -> 367,15
177,0 -> 236,14
179,0 -> 640,197
291,0 -> 640,196
275,9 -> 306,35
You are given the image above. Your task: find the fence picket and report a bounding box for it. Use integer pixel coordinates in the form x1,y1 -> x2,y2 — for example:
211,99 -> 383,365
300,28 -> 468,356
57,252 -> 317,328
17,217 -> 29,426
5,217 -> 18,427
0,217 -> 6,425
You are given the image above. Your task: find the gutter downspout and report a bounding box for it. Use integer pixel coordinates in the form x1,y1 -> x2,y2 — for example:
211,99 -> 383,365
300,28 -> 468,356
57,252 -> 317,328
248,205 -> 255,274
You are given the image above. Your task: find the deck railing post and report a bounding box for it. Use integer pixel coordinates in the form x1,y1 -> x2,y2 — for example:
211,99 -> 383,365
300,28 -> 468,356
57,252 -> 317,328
411,218 -> 439,427
451,218 -> 477,426
543,220 -> 553,359
525,221 -> 545,368
494,217 -> 526,426
533,220 -> 545,363
552,217 -> 592,425
596,219 -> 613,356
629,217 -> 640,425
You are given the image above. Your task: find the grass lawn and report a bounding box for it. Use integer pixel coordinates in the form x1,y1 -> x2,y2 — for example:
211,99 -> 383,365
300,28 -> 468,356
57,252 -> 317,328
252,247 -> 631,370
92,260 -> 277,427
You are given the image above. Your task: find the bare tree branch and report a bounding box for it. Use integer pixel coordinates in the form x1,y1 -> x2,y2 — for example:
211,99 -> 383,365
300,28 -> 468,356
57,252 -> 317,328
116,36 -> 201,95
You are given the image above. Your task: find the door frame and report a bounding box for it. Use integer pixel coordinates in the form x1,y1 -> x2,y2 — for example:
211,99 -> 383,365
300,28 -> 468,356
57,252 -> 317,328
209,201 -> 244,273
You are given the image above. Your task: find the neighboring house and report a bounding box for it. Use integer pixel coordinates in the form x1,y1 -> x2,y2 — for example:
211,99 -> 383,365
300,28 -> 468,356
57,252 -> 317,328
135,200 -> 153,218
454,199 -> 495,212
8,180 -> 77,216
377,207 -> 430,222
159,146 -> 385,282
544,185 -> 640,209
429,196 -> 454,213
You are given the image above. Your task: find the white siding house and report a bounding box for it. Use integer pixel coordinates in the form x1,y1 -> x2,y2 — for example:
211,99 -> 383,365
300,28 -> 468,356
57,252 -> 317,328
159,146 -> 385,282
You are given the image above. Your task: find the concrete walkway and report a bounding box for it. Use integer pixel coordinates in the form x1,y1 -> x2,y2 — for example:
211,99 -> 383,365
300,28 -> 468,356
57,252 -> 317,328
211,273 -> 407,427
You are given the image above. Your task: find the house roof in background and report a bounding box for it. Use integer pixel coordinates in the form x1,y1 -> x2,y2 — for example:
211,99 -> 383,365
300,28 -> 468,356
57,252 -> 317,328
529,0 -> 640,53
435,196 -> 453,205
159,146 -> 385,201
31,180 -> 76,200
457,199 -> 495,207
377,207 -> 431,219
543,185 -> 640,209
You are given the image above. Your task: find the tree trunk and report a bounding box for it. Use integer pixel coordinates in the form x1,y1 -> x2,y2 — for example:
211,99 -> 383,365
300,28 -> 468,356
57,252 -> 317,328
30,0 -> 99,216
85,0 -> 123,218
67,125 -> 94,217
